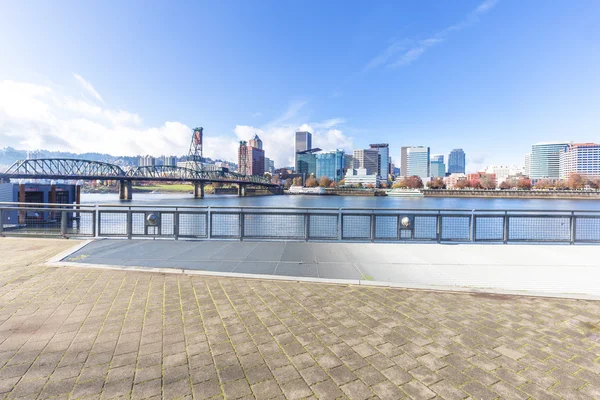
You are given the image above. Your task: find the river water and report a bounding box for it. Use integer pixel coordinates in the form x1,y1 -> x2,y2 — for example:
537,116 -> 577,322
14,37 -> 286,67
81,192 -> 600,210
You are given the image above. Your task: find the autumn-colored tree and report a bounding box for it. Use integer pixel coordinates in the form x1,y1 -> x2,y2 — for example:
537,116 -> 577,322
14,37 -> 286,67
380,182 -> 388,189
588,177 -> 600,189
391,181 -> 404,189
338,179 -> 345,186
329,181 -> 337,188
469,177 -> 482,189
284,178 -> 293,189
427,177 -> 446,189
567,173 -> 586,190
271,175 -> 281,185
480,175 -> 496,189
305,176 -> 318,187
499,181 -> 510,190
534,179 -> 554,189
517,178 -> 532,190
318,176 -> 332,188
406,175 -> 424,189
292,177 -> 303,186
455,179 -> 470,189
212,182 -> 222,189
365,183 -> 375,189
555,180 -> 568,190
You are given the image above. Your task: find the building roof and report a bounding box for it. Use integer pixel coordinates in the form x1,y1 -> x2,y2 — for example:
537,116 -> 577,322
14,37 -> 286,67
251,134 -> 261,141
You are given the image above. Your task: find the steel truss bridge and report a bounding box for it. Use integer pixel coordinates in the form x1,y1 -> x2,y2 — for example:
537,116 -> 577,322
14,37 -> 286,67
0,159 -> 280,199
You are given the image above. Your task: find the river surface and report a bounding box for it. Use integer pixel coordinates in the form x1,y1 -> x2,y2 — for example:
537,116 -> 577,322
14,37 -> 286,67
81,193 -> 600,210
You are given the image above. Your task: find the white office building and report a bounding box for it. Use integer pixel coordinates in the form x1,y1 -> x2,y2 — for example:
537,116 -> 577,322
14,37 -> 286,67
484,165 -> 522,186
344,168 -> 381,187
559,143 -> 600,179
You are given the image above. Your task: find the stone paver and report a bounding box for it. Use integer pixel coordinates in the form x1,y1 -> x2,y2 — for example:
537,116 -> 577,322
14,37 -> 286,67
1,238 -> 600,399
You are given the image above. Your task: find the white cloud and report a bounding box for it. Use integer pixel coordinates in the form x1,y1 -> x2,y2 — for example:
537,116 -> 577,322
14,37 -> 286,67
366,0 -> 499,69
0,79 -> 187,157
0,79 -> 353,168
73,74 -> 104,103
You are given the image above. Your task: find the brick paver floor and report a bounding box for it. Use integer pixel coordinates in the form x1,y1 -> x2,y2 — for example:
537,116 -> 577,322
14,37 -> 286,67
1,239 -> 600,399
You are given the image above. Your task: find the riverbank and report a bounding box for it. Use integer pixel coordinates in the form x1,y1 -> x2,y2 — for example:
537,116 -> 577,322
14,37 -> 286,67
423,189 -> 600,199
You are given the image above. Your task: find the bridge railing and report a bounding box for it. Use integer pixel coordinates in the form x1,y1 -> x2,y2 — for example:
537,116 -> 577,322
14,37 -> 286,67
1,203 -> 600,244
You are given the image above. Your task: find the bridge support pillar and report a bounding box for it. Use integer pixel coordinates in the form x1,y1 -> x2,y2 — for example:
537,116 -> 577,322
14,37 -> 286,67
119,180 -> 132,200
194,182 -> 204,199
237,184 -> 246,197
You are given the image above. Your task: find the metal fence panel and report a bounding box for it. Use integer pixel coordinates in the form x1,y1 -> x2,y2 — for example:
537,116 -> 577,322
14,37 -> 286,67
178,212 -> 208,238
413,216 -> 437,240
67,211 -> 95,236
441,216 -> 471,241
375,215 -> 398,240
308,214 -> 338,239
99,211 -> 128,236
211,212 -> 241,238
508,216 -> 571,242
243,213 -> 304,239
342,214 -> 371,240
574,216 -> 600,242
474,216 -> 504,241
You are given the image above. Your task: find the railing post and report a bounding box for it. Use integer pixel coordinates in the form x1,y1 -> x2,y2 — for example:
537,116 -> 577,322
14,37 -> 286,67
61,210 -> 68,236
305,211 -> 310,242
207,206 -> 212,239
95,204 -> 100,238
436,211 -> 442,243
570,211 -> 576,245
239,209 -> 244,241
370,212 -> 375,243
471,209 -> 475,242
127,209 -> 133,240
503,211 -> 509,244
338,208 -> 343,241
0,208 -> 3,236
174,210 -> 179,240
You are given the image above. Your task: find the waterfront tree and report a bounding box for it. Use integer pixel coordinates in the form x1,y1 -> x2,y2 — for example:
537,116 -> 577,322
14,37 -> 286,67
292,177 -> 303,186
455,179 -> 470,189
427,177 -> 446,189
305,176 -> 318,187
318,176 -> 332,188
407,175 -> 424,189
534,179 -> 554,189
567,173 -> 586,190
284,178 -> 293,189
480,175 -> 496,189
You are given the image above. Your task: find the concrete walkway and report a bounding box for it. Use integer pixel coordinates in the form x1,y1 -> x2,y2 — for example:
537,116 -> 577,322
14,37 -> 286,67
1,238 -> 600,400
60,240 -> 600,299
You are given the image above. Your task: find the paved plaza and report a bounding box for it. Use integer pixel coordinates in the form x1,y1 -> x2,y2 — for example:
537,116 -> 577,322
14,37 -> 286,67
1,239 -> 600,399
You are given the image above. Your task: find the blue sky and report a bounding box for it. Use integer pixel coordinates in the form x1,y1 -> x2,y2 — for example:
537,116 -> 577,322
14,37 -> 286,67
1,0 -> 599,171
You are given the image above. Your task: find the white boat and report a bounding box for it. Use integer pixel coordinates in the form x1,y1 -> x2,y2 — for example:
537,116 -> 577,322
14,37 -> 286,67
286,186 -> 326,195
386,189 -> 424,197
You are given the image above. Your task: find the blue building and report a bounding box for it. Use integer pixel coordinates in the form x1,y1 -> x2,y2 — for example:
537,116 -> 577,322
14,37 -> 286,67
315,150 -> 345,182
407,146 -> 430,180
430,154 -> 446,177
448,149 -> 466,174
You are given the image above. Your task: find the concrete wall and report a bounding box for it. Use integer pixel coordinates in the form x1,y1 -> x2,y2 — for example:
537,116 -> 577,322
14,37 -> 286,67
423,189 -> 600,199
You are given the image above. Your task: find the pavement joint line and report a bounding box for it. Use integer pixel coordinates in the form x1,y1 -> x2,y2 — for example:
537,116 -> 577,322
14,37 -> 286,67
48,260 -> 600,301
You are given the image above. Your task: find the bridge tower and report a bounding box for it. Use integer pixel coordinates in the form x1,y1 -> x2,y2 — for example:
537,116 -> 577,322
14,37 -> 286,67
187,127 -> 203,171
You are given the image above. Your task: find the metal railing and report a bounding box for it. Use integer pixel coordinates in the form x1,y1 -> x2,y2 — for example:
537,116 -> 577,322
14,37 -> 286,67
1,202 -> 600,244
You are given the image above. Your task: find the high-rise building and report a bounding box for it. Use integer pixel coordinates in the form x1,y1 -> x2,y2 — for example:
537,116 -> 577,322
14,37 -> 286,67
353,149 -> 379,175
296,149 -> 319,178
559,143 -> 600,179
430,154 -> 446,178
448,149 -> 466,174
407,147 -> 430,180
238,140 -> 265,176
343,154 -> 354,174
369,144 -> 390,179
295,131 -> 312,168
249,134 -> 263,150
138,155 -> 156,167
524,153 -> 531,177
530,142 -> 569,180
400,146 -> 410,176
264,157 -> 275,173
316,150 -> 345,182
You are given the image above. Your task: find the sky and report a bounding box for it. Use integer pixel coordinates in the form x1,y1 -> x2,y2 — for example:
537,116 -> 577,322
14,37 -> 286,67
0,0 -> 599,172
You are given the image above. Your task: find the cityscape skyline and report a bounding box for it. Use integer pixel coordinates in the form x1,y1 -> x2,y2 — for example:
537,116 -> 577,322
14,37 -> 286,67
1,1 -> 599,172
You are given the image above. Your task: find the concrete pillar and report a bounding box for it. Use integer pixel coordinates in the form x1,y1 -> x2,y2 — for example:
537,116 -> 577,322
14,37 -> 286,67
18,184 -> 25,224
238,184 -> 246,197
75,185 -> 81,205
194,182 -> 205,199
119,180 -> 132,200
49,184 -> 56,204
